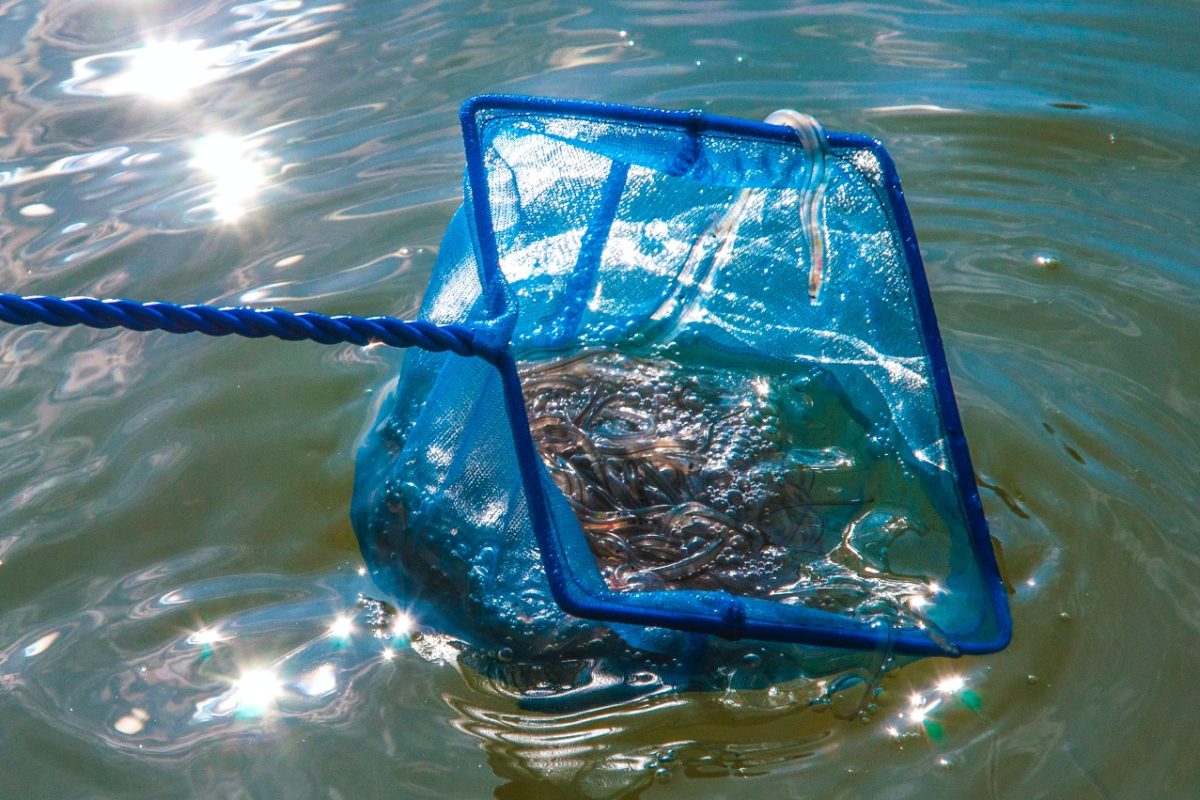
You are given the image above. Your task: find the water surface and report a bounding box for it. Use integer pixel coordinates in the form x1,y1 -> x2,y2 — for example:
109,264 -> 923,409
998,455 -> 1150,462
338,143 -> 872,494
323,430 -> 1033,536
0,1 -> 1197,797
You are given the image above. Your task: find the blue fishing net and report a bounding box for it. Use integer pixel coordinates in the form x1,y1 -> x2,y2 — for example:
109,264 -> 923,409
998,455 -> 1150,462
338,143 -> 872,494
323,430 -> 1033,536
351,95 -> 1010,684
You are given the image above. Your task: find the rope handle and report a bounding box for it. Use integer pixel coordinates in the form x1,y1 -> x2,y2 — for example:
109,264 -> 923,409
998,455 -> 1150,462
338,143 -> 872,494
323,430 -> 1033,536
0,293 -> 503,359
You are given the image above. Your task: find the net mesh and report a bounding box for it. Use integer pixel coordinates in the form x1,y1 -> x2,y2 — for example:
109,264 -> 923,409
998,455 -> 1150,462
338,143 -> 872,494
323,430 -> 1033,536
351,97 -> 1009,665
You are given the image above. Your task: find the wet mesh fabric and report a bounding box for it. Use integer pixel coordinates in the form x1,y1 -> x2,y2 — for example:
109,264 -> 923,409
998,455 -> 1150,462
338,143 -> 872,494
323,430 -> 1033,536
351,96 -> 1011,662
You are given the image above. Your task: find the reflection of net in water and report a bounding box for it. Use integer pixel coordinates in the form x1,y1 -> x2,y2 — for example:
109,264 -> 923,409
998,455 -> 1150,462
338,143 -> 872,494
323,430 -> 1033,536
520,350 -> 939,626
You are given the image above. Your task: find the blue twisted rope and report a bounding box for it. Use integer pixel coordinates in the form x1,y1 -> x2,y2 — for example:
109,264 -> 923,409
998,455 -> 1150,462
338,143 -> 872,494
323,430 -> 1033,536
0,293 -> 499,359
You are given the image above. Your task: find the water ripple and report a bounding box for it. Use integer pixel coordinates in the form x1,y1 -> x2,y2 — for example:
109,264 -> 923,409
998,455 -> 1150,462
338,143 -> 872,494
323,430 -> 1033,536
0,0 -> 1196,795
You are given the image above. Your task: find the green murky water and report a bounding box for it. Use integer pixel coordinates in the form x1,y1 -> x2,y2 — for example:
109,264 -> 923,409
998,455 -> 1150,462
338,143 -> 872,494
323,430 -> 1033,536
0,1 -> 1196,797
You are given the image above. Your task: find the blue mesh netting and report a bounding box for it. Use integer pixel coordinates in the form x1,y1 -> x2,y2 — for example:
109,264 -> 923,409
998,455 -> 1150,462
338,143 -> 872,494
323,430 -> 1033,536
350,96 -> 1010,682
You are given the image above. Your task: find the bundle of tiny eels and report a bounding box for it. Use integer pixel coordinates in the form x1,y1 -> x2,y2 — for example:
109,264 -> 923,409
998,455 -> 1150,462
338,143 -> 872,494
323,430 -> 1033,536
518,350 -> 940,628
519,350 -> 835,597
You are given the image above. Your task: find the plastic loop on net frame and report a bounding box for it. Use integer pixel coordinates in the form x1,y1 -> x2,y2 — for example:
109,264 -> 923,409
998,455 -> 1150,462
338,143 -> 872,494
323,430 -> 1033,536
0,96 -> 1010,658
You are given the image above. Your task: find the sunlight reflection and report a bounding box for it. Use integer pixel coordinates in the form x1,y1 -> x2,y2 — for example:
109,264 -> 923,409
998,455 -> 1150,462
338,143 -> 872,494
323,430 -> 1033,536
19,203 -> 55,218
391,612 -> 413,639
909,704 -> 930,724
906,594 -> 929,611
63,2 -> 345,101
294,663 -> 337,697
63,39 -> 234,102
190,134 -> 267,222
23,631 -> 59,658
194,665 -> 286,721
228,666 -> 283,717
936,674 -> 965,694
118,40 -> 219,102
232,666 -> 283,713
113,707 -> 150,736
187,627 -> 229,646
884,671 -> 983,742
328,614 -> 355,640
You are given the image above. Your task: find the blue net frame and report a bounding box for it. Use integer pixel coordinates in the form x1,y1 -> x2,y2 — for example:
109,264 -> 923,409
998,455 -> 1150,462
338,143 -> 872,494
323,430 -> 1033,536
352,94 -> 1012,658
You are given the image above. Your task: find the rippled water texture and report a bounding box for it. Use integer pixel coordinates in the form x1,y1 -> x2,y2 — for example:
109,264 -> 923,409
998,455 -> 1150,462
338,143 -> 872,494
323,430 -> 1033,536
0,1 -> 1196,797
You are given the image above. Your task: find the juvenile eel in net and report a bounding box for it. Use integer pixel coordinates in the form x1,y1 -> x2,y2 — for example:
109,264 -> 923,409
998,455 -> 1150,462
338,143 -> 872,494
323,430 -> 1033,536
519,350 -> 821,596
518,350 -> 939,627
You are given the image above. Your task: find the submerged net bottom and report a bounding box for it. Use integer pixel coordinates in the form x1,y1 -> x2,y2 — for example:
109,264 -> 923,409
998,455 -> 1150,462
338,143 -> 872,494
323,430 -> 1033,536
519,350 -> 942,627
